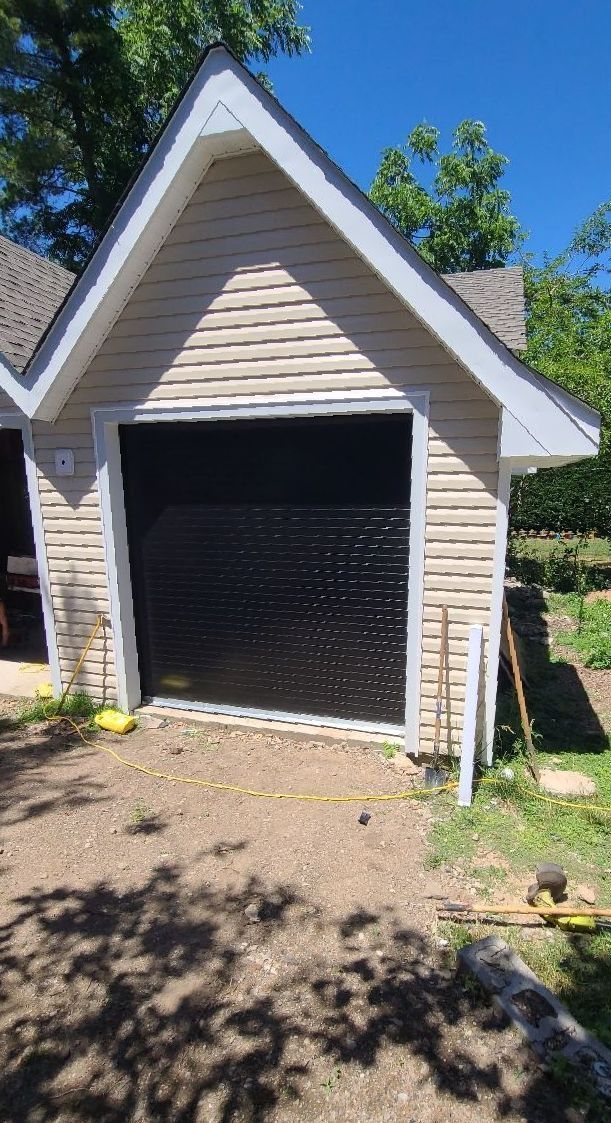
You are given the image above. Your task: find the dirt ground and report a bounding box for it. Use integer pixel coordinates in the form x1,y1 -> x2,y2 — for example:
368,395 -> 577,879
0,703 -> 570,1123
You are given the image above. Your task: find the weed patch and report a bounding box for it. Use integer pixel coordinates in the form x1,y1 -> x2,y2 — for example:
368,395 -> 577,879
18,691 -> 98,725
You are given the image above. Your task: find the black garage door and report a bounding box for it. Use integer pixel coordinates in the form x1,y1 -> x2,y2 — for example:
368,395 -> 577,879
120,413 -> 411,726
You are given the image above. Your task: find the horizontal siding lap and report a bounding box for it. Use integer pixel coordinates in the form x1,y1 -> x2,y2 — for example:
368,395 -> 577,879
33,148 -> 500,739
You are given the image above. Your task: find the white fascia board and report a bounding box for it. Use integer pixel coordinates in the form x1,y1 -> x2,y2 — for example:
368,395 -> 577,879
4,45 -> 601,460
8,69 -> 253,421
0,354 -> 30,413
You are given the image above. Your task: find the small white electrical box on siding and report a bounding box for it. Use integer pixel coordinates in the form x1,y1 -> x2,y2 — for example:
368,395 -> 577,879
54,449 -> 75,476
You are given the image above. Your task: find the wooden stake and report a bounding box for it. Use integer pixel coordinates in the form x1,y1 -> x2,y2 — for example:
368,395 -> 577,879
502,596 -> 540,782
432,605 -> 449,763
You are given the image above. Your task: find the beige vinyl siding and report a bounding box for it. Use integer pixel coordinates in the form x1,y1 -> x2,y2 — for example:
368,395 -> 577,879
32,150 -> 500,746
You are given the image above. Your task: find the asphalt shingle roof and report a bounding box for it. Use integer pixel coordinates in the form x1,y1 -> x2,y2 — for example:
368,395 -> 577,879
0,235 -> 526,372
443,265 -> 527,351
0,235 -> 74,372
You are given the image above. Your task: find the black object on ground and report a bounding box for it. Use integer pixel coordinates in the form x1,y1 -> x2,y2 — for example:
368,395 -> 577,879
535,862 -> 567,902
358,810 -> 371,826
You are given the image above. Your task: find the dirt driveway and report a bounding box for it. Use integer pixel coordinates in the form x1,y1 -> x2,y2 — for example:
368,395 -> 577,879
0,705 -> 567,1123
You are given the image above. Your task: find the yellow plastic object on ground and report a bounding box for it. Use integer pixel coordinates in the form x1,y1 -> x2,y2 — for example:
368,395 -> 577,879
35,682 -> 54,699
94,710 -> 136,735
531,888 -> 597,933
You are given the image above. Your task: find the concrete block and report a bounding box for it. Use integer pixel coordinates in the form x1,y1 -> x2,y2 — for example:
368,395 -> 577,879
458,936 -> 611,1100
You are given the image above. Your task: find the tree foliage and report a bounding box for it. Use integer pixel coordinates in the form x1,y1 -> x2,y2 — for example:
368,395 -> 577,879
0,1 -> 309,269
369,119 -> 522,273
510,206 -> 611,536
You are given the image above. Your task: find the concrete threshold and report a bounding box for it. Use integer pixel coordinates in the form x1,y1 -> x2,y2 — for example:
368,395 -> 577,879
138,703 -> 399,748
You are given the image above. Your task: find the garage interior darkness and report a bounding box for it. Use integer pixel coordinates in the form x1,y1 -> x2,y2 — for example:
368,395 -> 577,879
0,428 -> 47,664
120,412 -> 412,727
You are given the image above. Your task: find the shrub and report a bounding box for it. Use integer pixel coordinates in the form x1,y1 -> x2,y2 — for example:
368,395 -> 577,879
510,462 -> 611,539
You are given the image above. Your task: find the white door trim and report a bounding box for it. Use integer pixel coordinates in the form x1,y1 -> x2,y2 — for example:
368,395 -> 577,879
0,411 -> 62,697
92,389 -> 429,749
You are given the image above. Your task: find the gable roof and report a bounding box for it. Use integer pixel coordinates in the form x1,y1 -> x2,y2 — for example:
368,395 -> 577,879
0,44 -> 599,465
443,266 -> 526,351
0,235 -> 73,372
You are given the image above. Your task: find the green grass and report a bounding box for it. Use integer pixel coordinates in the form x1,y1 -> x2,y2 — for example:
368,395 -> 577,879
381,741 -> 400,760
427,756 -> 611,889
552,595 -> 611,670
512,536 -> 611,563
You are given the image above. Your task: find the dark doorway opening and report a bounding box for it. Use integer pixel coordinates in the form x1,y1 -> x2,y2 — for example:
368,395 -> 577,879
121,412 -> 412,727
0,429 -> 47,666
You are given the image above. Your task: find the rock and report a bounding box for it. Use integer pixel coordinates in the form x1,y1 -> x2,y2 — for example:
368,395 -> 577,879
471,833 -> 479,841
139,715 -> 166,730
538,768 -> 596,797
397,1092 -> 409,1103
577,884 -> 597,905
437,938 -> 449,948
244,902 -> 261,924
392,754 -> 419,775
169,744 -> 183,755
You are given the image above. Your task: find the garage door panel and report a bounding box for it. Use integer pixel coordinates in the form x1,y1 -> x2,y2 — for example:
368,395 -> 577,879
120,414 -> 411,726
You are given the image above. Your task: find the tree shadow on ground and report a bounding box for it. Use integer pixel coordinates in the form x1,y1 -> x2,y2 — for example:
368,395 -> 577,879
0,715 -> 109,825
0,865 -> 574,1123
502,586 -> 609,753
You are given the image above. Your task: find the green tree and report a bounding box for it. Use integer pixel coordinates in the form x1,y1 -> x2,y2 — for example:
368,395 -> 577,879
369,119 -> 522,273
511,204 -> 611,536
0,1 -> 308,270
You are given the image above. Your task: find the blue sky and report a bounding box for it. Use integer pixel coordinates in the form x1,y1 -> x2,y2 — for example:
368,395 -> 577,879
267,1 -> 611,267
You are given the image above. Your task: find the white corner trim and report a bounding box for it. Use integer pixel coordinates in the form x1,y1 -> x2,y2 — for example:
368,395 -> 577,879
0,46 -> 599,465
484,460 -> 512,763
459,625 -> 484,806
404,393 -> 429,755
92,415 -> 141,713
0,411 -> 62,697
92,389 -> 428,734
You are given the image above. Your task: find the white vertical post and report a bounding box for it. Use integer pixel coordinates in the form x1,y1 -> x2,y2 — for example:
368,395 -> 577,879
484,461 -> 512,765
458,625 -> 484,807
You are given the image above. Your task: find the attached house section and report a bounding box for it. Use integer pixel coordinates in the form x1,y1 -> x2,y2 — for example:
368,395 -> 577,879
31,150 -> 499,750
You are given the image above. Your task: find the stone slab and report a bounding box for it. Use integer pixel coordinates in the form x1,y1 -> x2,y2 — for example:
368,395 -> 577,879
538,768 -> 596,797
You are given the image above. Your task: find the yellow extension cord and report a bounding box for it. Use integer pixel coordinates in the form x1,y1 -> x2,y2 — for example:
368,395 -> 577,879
43,614 -> 611,814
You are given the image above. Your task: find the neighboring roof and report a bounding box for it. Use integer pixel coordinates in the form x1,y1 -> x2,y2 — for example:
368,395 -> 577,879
443,266 -> 526,351
0,235 -> 74,372
0,44 -> 599,466
0,229 -> 525,370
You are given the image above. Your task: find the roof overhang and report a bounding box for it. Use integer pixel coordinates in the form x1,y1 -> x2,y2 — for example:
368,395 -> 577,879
0,45 -> 600,465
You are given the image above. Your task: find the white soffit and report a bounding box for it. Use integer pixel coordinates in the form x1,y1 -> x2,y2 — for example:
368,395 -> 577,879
0,45 -> 600,462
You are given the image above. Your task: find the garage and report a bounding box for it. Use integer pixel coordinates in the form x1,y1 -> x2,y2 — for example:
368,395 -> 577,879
120,412 -> 412,728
